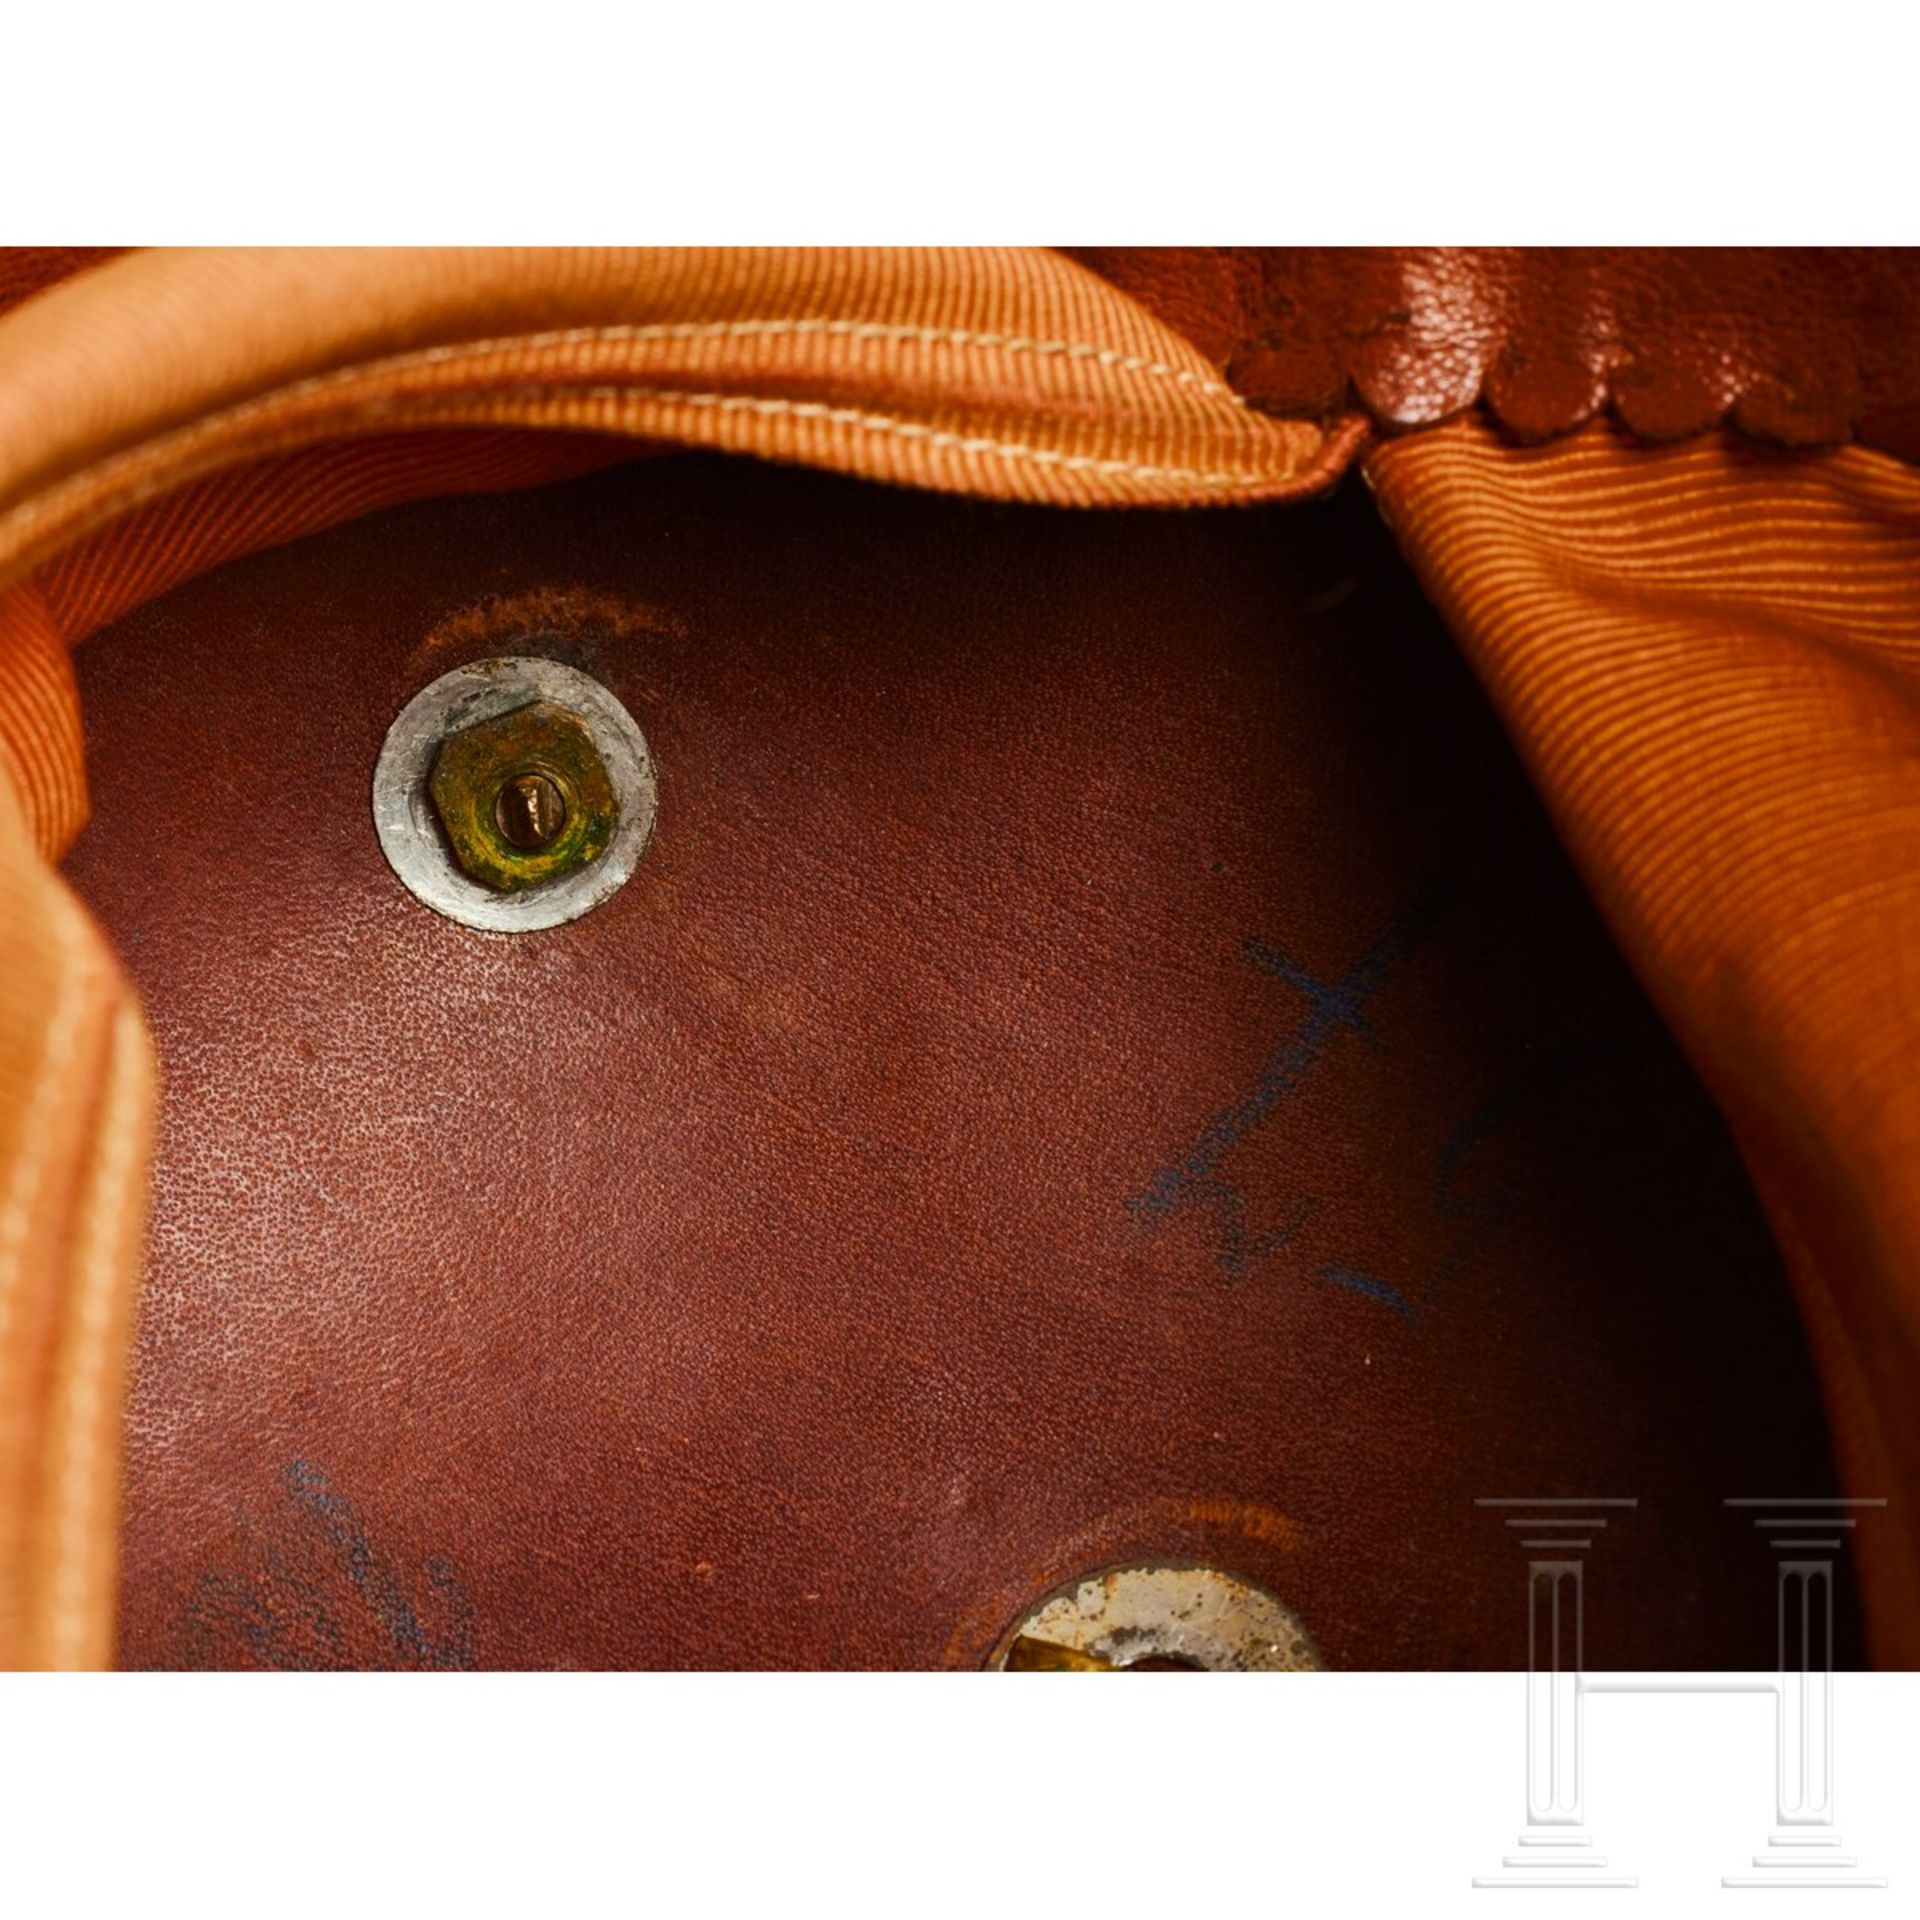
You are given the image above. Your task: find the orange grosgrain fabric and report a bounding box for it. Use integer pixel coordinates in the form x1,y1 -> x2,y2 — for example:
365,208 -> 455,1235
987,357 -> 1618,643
0,248 -> 1360,862
1368,419 -> 1920,1666
0,244 -> 1358,1668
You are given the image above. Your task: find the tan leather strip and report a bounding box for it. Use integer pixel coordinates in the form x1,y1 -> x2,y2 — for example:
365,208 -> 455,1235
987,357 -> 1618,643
24,998 -> 150,1669
0,249 -> 123,325
0,765 -> 147,1668
1367,417 -> 1920,1664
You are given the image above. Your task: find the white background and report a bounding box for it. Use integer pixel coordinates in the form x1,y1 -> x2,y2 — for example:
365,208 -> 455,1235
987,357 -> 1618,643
0,1672 -> 1913,1915
7,0 -> 1916,242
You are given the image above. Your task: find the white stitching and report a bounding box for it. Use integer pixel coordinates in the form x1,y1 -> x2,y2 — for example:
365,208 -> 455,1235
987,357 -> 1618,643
0,339 -> 1308,586
510,386 -> 1279,490
404,316 -> 1239,398
45,1000 -> 144,1670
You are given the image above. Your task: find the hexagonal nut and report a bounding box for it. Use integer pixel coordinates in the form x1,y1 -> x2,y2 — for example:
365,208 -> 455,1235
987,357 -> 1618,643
428,699 -> 620,893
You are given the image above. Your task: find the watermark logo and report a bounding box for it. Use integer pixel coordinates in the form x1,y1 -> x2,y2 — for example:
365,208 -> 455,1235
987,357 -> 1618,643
1470,1493 -> 1888,1890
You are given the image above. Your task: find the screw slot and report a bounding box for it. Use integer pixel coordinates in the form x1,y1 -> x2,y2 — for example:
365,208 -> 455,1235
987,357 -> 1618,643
427,697 -> 617,894
494,770 -> 569,851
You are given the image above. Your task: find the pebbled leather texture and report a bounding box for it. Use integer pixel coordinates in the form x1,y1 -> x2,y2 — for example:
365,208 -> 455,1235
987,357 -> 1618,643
63,453 -> 1848,1670
1071,248 -> 1920,461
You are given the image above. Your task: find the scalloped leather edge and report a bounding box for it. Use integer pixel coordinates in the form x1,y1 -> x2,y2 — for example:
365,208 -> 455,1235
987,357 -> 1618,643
1068,247 -> 1920,466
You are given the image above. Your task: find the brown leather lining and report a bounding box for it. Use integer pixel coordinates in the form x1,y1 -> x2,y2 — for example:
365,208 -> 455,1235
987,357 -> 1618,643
67,452 -> 1846,1671
1072,248 -> 1920,461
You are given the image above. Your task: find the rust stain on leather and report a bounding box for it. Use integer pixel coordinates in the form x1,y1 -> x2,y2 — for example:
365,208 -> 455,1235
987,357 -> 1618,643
409,583 -> 687,677
1173,1498 -> 1300,1550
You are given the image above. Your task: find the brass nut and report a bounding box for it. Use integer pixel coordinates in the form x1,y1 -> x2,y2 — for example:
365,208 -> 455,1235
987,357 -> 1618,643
428,699 -> 619,893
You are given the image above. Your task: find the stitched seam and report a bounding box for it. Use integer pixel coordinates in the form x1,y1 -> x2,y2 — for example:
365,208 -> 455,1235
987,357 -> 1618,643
495,386 -> 1282,489
401,317 -> 1240,398
0,355 -> 1319,592
45,999 -> 142,1669
0,885 -> 89,1401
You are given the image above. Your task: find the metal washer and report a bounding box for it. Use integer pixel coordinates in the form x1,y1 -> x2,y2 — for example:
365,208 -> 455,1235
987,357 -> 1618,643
373,655 -> 657,933
991,1561 -> 1322,1671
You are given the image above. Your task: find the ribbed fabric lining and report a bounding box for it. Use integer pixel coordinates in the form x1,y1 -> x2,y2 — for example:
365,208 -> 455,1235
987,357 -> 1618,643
1368,418 -> 1920,1666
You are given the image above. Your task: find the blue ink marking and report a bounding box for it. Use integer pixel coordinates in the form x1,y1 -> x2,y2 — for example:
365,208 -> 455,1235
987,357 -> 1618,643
175,1462 -> 474,1671
1319,1263 -> 1418,1319
284,1461 -> 474,1671
1129,889 -> 1452,1280
1245,938 -> 1383,1050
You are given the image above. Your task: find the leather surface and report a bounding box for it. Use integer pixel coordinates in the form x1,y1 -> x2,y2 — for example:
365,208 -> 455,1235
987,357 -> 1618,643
0,249 -> 122,323
1072,248 -> 1920,461
63,453 -> 1850,1669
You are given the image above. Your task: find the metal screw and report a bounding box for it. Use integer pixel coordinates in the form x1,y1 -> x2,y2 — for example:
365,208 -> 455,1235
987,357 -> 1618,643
375,657 -> 658,932
493,771 -> 569,850
427,698 -> 619,894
